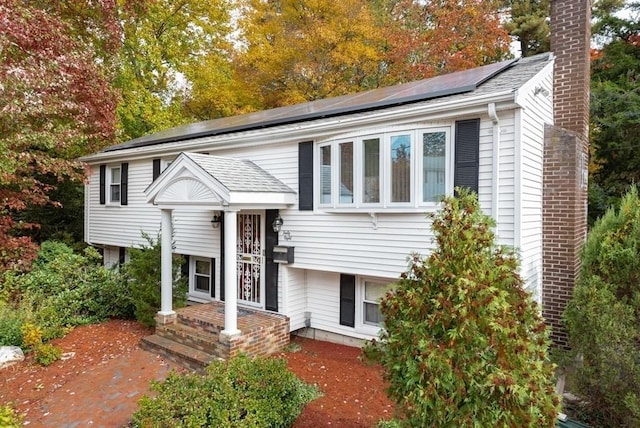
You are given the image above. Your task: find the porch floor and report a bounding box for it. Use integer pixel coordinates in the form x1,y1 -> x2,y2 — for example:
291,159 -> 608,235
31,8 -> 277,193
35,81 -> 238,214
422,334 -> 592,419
141,301 -> 290,371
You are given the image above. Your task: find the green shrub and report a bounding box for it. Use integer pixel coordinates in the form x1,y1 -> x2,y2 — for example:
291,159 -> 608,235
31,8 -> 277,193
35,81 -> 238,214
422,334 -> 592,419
3,241 -> 133,339
132,355 -> 319,427
0,304 -> 24,347
0,404 -> 22,428
565,186 -> 640,427
122,233 -> 186,327
365,190 -> 559,427
34,343 -> 63,366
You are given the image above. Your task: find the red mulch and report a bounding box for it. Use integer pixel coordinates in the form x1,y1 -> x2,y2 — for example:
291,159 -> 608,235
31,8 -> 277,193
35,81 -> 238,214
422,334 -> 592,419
0,319 -> 395,427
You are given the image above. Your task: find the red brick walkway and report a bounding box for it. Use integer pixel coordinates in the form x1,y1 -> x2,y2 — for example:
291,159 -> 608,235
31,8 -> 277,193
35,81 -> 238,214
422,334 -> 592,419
24,348 -> 176,428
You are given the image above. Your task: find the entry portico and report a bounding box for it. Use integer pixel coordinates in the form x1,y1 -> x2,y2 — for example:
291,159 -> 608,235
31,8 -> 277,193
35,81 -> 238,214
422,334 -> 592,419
144,152 -> 296,337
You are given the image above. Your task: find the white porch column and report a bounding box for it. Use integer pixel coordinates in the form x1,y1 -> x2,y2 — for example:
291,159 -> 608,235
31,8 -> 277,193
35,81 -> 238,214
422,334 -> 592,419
158,208 -> 175,317
222,208 -> 240,336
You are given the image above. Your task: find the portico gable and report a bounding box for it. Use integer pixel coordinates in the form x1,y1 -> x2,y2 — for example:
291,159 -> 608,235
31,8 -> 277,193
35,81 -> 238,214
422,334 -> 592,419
144,152 -> 296,337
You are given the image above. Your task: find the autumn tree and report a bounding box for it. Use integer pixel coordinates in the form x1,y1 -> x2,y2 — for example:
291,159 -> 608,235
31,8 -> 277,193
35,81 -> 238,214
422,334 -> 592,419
116,0 -> 235,140
0,0 -> 119,271
377,0 -> 511,83
234,0 -> 385,109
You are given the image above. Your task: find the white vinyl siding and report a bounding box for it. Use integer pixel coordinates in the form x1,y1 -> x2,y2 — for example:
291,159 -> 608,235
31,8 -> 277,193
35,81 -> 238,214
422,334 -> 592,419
517,72 -> 553,302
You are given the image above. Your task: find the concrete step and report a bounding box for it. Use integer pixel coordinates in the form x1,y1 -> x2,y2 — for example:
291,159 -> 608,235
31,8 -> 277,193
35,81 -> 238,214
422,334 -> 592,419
140,334 -> 217,372
156,323 -> 219,355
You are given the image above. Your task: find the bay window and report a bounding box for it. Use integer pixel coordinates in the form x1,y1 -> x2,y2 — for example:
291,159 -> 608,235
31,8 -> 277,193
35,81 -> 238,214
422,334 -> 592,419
317,126 -> 451,208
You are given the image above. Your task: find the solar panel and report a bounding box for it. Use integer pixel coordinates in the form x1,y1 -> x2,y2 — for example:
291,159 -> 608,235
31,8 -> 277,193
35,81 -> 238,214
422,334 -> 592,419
104,58 -> 517,152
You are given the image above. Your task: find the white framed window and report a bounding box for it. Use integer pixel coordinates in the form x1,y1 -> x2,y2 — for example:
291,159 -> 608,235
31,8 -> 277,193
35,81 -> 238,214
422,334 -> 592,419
109,166 -> 121,203
362,137 -> 381,204
319,144 -> 332,205
362,280 -> 386,326
317,126 -> 451,209
339,141 -> 354,205
388,133 -> 412,205
190,257 -> 212,299
420,128 -> 450,203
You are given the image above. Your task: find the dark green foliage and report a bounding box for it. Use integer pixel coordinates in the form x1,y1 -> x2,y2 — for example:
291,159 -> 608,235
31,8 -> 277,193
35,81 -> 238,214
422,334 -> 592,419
565,186 -> 640,427
132,355 -> 320,427
0,240 -> 133,340
365,190 -> 559,427
503,0 -> 550,57
589,6 -> 640,224
0,304 -> 24,347
122,233 -> 186,327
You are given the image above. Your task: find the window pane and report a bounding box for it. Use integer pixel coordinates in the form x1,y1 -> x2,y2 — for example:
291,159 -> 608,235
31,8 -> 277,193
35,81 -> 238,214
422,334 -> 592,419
111,167 -> 120,183
363,138 -> 380,203
110,184 -> 120,202
195,275 -> 210,292
365,282 -> 386,301
196,260 -> 210,275
391,135 -> 411,202
339,142 -> 353,204
423,132 -> 446,202
364,302 -> 384,325
320,145 -> 332,204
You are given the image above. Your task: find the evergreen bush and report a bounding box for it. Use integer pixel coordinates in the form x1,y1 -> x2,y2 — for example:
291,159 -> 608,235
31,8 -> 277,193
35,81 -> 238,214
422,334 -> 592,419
365,190 -> 559,427
132,355 -> 319,427
565,186 -> 640,427
0,241 -> 132,340
122,233 -> 186,327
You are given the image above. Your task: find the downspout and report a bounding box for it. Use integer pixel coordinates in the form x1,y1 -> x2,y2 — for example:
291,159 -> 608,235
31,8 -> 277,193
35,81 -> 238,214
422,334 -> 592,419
488,103 -> 500,225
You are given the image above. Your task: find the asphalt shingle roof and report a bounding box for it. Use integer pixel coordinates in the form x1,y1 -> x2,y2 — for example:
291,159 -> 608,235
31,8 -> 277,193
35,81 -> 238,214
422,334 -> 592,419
184,153 -> 295,194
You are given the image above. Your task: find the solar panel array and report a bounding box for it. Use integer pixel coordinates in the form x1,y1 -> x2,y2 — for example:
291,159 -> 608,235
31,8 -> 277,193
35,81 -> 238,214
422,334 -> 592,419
104,58 -> 517,152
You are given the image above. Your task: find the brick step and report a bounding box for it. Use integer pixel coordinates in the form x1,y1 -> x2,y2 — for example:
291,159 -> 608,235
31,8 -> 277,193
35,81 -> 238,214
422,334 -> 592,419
156,323 -> 219,355
140,334 -> 217,372
176,312 -> 224,335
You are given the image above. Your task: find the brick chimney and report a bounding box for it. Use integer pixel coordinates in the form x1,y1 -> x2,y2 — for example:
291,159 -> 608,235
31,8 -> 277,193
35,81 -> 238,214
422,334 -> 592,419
542,0 -> 591,347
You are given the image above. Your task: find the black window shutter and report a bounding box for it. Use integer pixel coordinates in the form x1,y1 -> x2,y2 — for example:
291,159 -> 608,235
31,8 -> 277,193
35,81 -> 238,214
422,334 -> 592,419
298,141 -> 314,211
339,274 -> 356,327
454,119 -> 480,194
181,255 -> 190,279
210,258 -> 216,298
99,165 -> 106,205
119,247 -> 126,265
265,210 -> 279,311
121,162 -> 129,205
220,214 -> 225,302
152,159 -> 161,181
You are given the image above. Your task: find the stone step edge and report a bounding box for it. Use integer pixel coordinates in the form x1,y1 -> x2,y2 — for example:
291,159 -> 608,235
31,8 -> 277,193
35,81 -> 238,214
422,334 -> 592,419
141,334 -> 216,369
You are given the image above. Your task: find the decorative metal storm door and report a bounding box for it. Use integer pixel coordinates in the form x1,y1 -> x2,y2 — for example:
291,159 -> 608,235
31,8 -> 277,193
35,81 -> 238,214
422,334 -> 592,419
237,213 -> 264,306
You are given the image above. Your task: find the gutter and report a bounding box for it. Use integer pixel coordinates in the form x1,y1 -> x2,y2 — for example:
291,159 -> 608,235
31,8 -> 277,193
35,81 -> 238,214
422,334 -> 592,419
488,102 -> 500,225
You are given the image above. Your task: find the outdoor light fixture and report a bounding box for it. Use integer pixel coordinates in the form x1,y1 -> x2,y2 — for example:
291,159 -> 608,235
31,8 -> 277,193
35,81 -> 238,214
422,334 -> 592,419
272,213 -> 284,233
210,213 -> 221,229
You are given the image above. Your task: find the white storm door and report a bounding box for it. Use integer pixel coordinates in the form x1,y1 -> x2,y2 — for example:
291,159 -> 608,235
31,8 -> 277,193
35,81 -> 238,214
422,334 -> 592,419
237,213 -> 265,307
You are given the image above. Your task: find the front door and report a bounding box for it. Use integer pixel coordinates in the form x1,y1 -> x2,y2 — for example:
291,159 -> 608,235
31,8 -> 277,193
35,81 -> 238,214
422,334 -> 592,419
237,213 -> 265,307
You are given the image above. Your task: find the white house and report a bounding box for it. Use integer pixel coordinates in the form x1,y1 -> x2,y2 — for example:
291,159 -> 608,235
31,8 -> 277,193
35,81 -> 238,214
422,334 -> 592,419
81,53 -> 556,345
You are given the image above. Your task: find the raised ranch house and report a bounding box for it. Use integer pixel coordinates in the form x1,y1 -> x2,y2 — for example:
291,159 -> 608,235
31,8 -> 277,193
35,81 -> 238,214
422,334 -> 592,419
81,0 -> 589,369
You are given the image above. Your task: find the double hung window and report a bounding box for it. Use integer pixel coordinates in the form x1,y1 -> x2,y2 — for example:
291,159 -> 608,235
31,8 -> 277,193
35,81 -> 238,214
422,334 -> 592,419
110,167 -> 121,203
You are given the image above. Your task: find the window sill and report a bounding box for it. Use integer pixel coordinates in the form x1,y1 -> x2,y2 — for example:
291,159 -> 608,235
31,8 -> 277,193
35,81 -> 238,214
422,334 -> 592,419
316,205 -> 441,214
